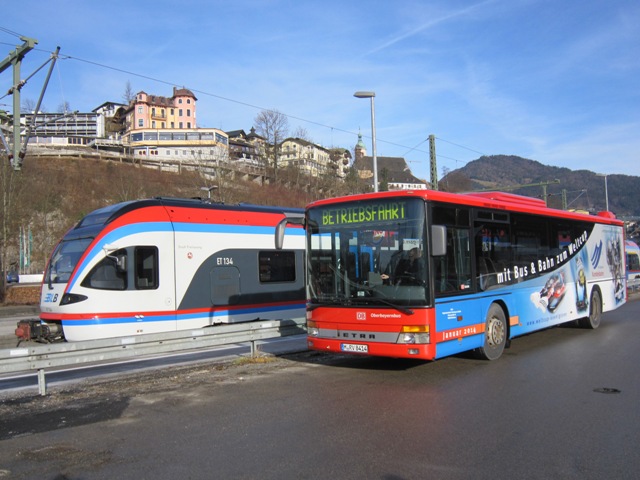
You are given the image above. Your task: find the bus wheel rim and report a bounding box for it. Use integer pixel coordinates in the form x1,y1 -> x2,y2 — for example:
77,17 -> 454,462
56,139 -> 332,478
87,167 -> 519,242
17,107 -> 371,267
487,316 -> 505,346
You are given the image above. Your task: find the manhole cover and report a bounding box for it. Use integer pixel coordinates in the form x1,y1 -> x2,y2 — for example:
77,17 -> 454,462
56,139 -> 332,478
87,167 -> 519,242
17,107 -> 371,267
593,387 -> 621,394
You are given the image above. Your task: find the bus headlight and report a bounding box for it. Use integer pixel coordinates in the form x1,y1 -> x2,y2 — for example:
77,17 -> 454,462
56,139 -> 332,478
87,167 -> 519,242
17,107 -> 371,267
398,325 -> 429,344
307,320 -> 319,337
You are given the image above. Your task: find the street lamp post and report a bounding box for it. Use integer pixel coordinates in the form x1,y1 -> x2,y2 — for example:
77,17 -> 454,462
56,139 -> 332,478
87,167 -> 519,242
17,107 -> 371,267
354,91 -> 378,192
200,186 -> 218,201
596,173 -> 609,211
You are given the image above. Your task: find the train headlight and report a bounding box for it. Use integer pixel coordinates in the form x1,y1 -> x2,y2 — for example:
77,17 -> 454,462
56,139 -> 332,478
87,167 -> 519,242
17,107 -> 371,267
60,293 -> 88,305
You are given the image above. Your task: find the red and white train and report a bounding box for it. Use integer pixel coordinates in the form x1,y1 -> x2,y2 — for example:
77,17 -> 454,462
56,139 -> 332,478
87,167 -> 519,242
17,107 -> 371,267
16,197 -> 305,342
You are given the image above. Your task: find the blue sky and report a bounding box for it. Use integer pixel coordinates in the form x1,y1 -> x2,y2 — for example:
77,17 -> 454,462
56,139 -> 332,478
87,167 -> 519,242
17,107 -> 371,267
1,0 -> 639,181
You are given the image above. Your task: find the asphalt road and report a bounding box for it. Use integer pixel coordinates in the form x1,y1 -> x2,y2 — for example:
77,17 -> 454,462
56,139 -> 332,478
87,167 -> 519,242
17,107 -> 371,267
1,297 -> 639,480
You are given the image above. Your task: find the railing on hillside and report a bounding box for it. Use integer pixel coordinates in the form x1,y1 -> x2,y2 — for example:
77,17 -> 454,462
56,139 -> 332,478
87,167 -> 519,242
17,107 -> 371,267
25,146 -> 269,182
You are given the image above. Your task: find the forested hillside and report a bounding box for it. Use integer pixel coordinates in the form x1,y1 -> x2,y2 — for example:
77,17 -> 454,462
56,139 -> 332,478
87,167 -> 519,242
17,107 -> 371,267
440,155 -> 640,217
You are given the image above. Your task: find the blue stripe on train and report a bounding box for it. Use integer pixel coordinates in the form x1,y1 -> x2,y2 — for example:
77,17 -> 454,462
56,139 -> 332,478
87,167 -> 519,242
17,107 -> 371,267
61,302 -> 305,326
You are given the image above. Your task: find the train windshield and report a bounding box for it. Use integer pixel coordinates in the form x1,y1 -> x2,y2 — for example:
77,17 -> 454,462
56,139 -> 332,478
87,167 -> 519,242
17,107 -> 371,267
45,237 -> 93,285
307,197 -> 429,307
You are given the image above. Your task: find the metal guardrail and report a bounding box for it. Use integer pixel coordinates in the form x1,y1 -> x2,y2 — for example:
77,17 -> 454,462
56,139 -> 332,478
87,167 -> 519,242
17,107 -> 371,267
0,318 -> 306,396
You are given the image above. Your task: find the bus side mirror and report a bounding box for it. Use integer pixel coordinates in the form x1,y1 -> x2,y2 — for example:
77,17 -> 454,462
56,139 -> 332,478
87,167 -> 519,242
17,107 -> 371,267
275,213 -> 305,250
431,225 -> 447,256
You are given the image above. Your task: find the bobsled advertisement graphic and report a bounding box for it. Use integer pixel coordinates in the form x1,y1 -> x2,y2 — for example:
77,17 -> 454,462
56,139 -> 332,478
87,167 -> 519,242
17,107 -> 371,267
529,269 -> 569,314
529,237 -> 590,314
572,248 -> 590,313
605,235 -> 625,304
536,270 -> 567,312
574,258 -> 588,312
527,225 -> 625,315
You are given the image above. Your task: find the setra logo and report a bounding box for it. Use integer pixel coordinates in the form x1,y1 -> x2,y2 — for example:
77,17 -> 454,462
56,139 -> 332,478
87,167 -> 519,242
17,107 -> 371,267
356,312 -> 366,320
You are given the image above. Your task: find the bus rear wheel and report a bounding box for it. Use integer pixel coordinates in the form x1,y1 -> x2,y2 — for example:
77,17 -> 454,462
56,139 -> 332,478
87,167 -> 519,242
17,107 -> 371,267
579,288 -> 602,329
476,303 -> 507,361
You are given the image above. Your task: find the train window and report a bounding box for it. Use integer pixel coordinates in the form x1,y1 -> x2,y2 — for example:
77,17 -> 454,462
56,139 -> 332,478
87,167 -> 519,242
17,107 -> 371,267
135,246 -> 158,289
259,251 -> 296,283
82,249 -> 127,290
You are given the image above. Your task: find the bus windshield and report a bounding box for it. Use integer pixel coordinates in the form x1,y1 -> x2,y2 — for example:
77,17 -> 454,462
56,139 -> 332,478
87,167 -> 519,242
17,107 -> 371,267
307,197 -> 429,307
45,237 -> 93,285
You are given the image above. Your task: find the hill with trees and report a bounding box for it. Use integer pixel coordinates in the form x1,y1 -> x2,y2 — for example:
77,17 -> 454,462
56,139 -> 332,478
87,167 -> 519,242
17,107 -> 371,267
440,155 -> 640,217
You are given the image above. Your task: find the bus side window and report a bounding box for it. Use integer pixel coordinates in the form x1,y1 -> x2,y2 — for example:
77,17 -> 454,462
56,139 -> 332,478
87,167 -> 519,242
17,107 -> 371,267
475,220 -> 511,289
432,205 -> 471,294
436,227 -> 471,294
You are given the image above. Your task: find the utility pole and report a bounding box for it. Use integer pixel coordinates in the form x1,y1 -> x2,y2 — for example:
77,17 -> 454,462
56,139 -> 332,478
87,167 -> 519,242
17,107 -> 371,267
429,134 -> 438,190
0,36 -> 38,170
17,46 -> 61,169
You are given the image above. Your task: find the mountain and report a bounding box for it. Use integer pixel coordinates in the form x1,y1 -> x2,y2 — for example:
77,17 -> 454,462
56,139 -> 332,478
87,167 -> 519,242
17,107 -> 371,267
440,155 -> 640,218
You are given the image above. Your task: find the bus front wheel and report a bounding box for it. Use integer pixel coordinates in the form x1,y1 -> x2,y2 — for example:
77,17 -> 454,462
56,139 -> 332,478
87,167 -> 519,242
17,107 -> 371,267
476,303 -> 507,361
579,288 -> 602,329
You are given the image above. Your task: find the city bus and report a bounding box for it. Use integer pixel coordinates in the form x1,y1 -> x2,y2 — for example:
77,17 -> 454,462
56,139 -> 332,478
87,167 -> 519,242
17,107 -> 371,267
276,190 -> 626,361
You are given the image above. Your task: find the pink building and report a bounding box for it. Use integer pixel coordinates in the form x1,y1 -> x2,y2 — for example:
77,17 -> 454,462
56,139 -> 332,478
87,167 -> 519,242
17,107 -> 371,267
126,87 -> 197,131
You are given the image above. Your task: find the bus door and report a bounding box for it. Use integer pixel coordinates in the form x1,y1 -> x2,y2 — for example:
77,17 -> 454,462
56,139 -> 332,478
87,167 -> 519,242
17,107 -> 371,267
431,205 -> 485,358
474,210 -> 511,290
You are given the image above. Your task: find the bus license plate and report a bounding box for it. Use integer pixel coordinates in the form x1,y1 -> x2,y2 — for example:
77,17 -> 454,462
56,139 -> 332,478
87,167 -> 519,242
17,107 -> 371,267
341,343 -> 368,353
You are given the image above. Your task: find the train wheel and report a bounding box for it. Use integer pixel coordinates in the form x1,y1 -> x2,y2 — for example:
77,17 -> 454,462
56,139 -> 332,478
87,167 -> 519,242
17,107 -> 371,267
579,288 -> 602,329
476,303 -> 507,361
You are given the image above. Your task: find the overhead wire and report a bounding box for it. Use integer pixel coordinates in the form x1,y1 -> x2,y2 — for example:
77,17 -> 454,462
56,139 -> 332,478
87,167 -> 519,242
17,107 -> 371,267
0,27 -> 24,38
435,136 -> 486,156
404,135 -> 483,170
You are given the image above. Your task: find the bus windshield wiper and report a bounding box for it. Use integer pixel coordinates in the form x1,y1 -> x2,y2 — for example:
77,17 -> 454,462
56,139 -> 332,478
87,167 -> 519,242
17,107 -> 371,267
310,294 -> 351,308
352,296 -> 414,315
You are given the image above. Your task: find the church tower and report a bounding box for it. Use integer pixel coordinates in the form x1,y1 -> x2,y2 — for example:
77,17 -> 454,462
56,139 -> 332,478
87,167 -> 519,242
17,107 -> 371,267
355,131 -> 367,161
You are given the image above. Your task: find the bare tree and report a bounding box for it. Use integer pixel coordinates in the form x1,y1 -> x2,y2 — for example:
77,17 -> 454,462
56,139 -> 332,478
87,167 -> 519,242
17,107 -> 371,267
22,98 -> 47,113
189,148 -> 234,204
291,126 -> 311,141
254,109 -> 289,184
122,80 -> 136,105
21,98 -> 38,113
57,101 -> 71,114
